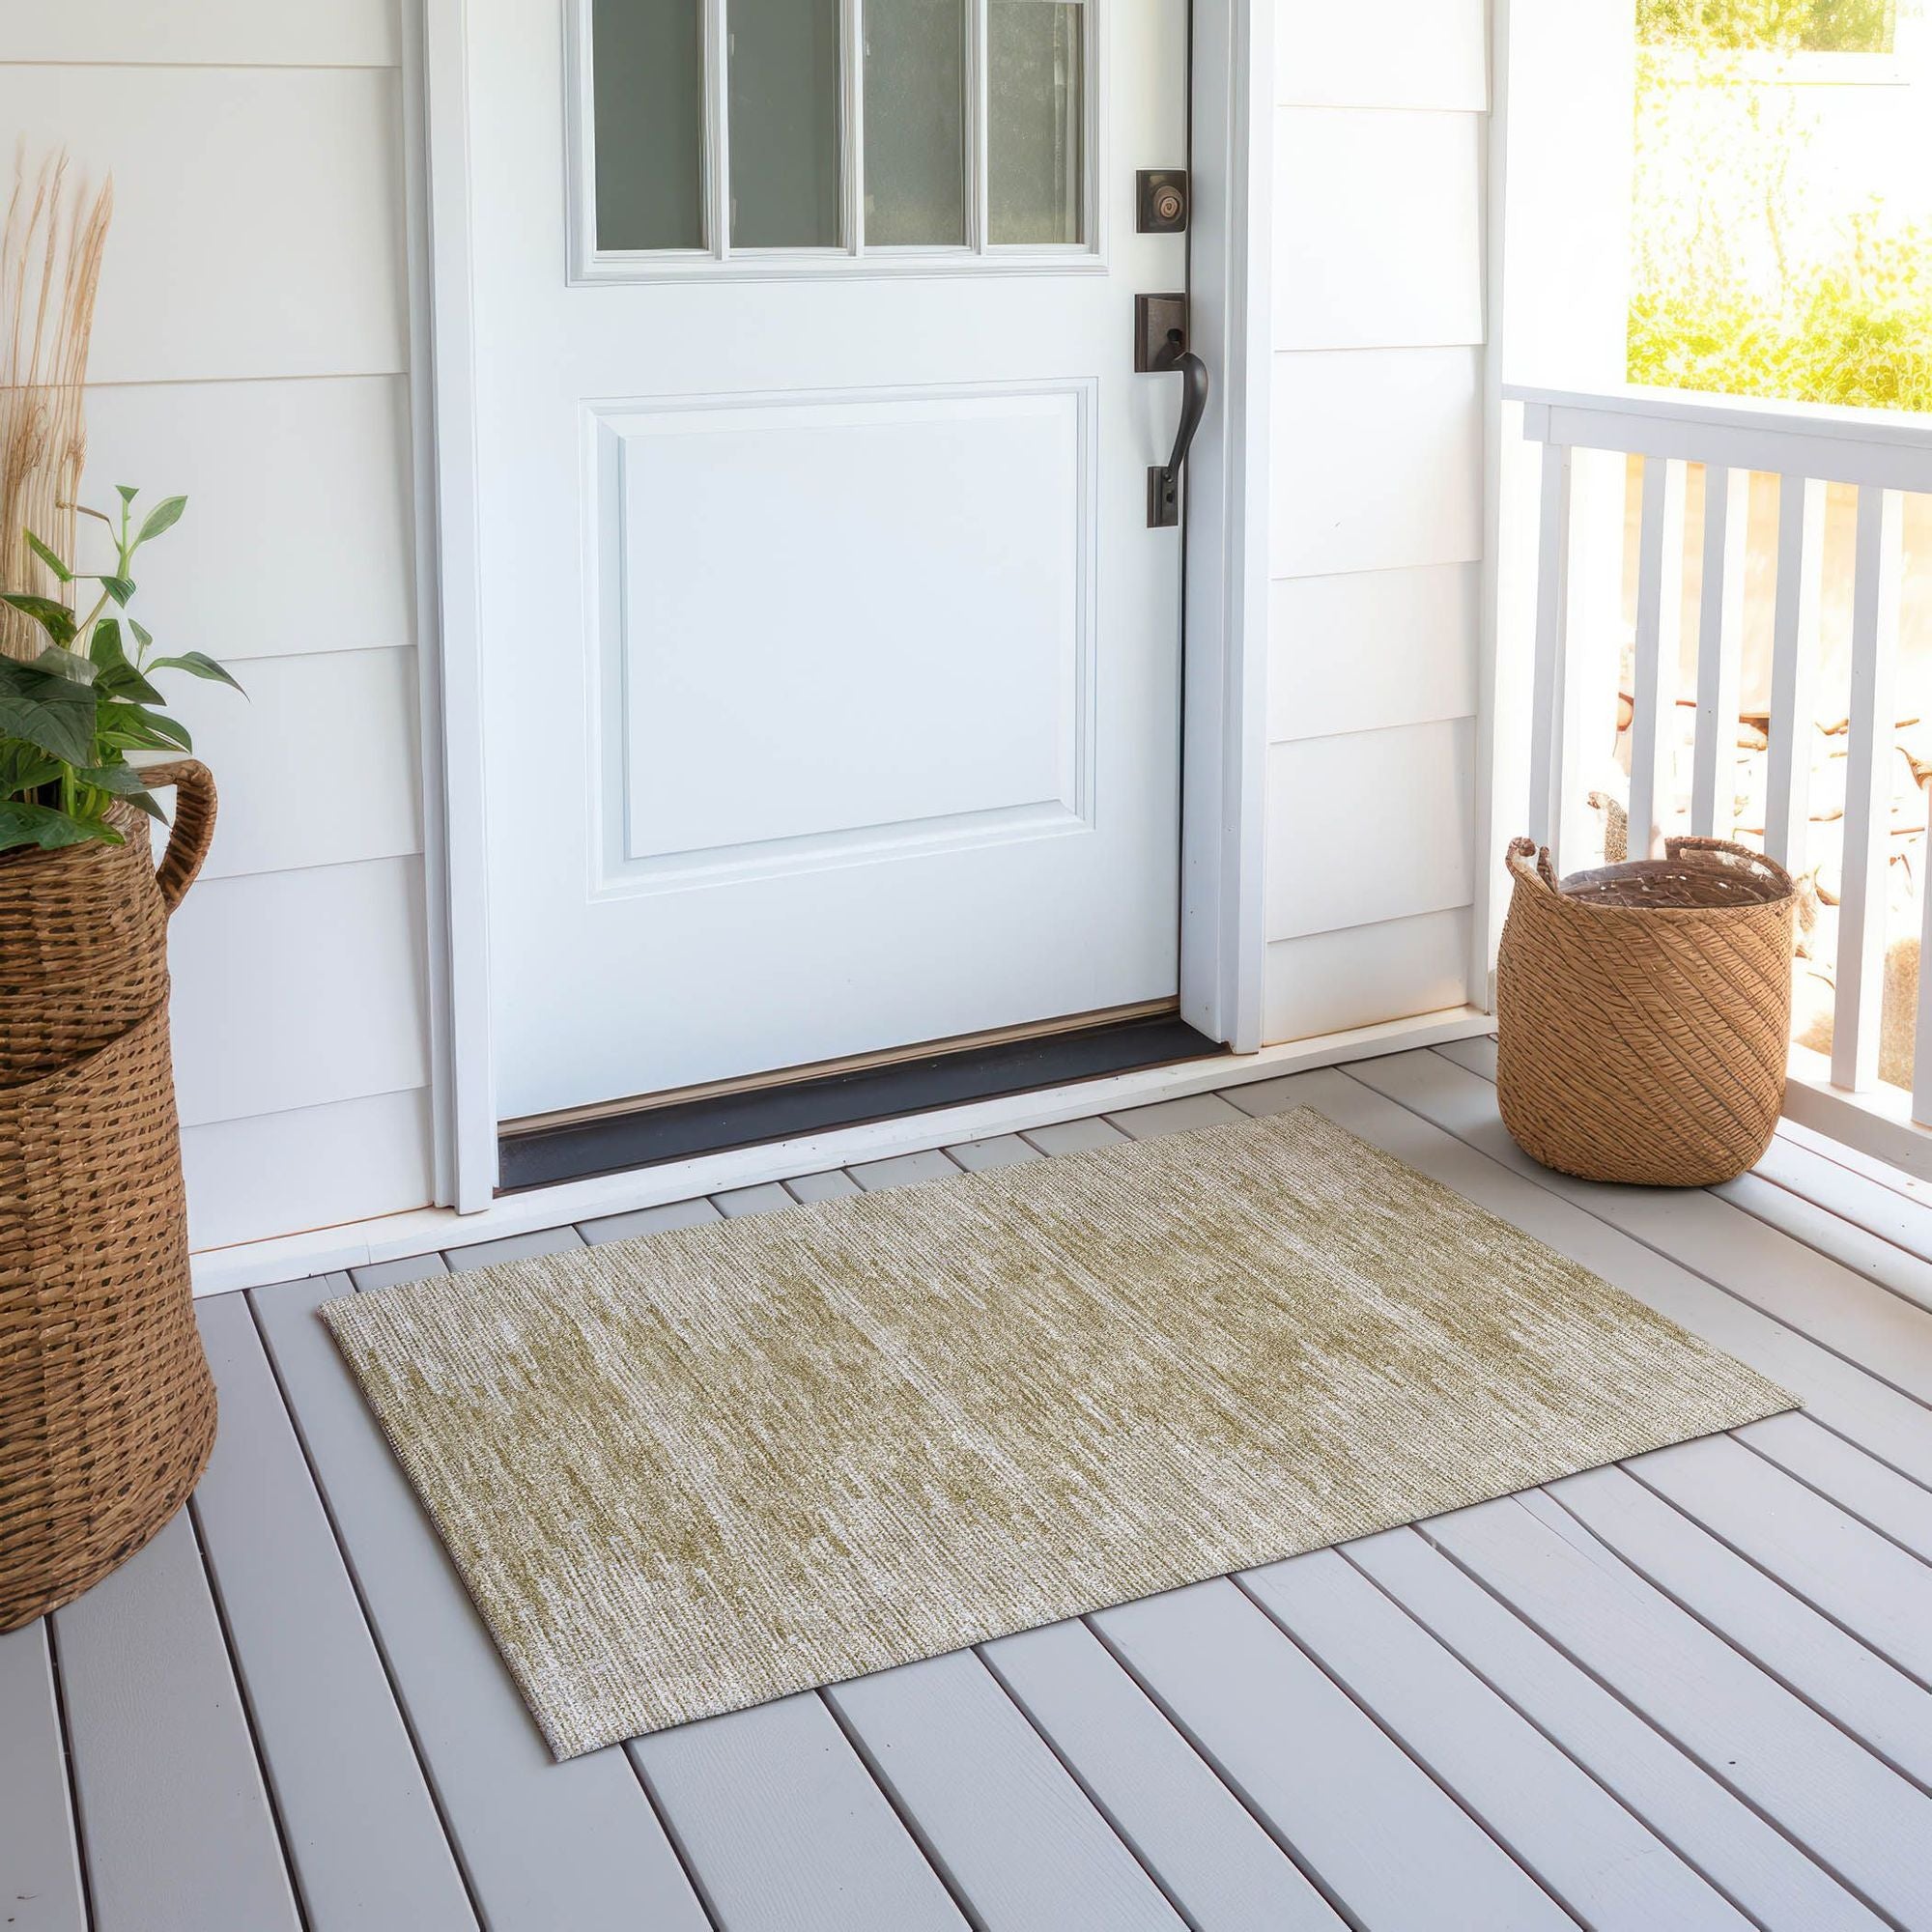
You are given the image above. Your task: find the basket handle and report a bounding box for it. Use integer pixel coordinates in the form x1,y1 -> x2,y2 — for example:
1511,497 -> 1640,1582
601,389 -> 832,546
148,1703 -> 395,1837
141,758 -> 217,915
1505,836 -> 1560,893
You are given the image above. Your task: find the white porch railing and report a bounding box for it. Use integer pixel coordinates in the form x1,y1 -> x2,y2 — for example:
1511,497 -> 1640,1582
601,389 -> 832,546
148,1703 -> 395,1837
1506,383 -> 1932,1174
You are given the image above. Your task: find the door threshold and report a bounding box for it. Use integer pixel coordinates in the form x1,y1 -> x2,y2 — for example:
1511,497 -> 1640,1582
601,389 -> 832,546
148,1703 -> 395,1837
497,1011 -> 1224,1194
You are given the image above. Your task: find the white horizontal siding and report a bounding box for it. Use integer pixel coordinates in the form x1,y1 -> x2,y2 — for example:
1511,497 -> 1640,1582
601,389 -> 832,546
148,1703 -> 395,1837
1273,111 -> 1484,351
0,0 -> 398,67
81,377 -> 415,663
1264,909 -> 1474,1043
1269,564 -> 1479,742
164,648 -> 423,882
1263,7 -> 1489,1043
2,23 -> 441,1245
0,65 -> 408,384
181,1090 -> 434,1253
1278,0 -> 1489,111
168,858 -> 430,1130
1266,720 -> 1477,939
1271,348 -> 1484,578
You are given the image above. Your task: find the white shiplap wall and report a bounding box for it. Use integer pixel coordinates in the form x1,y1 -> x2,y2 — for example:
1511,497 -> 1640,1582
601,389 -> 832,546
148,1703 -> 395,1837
0,9 -> 438,1247
1262,0 -> 1490,1042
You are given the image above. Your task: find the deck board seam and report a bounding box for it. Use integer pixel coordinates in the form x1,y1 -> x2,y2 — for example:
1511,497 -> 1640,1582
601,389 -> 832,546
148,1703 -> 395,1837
41,1610 -> 98,1932
969,1641 -> 1208,1932
1331,1537 -> 1779,1932
1224,1569 -> 1589,1929
616,1746 -> 727,1932
1729,1426 -> 1932,1570
1410,1501 -> 1894,1922
814,1685 -> 994,1932
1720,1173 -> 1932,1318
1076,1613 -> 1372,1932
1602,1465 -> 1932,1722
242,1285 -> 490,1930
182,1492 -> 313,1932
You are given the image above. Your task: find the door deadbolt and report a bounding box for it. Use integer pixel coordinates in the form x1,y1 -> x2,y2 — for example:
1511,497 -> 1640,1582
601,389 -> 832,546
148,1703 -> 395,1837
1137,170 -> 1188,234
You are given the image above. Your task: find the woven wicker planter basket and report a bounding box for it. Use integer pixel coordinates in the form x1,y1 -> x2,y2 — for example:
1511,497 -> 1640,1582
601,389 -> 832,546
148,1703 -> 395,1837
1,761 -> 219,1631
1495,834 -> 1798,1188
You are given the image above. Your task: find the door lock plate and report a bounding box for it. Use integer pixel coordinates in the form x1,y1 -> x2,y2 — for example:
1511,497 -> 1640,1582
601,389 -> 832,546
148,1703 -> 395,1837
1137,170 -> 1188,234
1134,293 -> 1188,372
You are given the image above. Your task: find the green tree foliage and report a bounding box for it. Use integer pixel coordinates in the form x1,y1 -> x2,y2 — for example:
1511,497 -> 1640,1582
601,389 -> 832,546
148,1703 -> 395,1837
1627,0 -> 1926,409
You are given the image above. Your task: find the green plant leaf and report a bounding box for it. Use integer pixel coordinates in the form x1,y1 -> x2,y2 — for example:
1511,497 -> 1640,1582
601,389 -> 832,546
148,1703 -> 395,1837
89,620 -> 164,705
78,768 -> 166,820
98,574 -> 136,607
0,743 -> 62,796
129,619 -> 154,652
114,484 -> 138,506
0,801 -> 121,853
133,496 -> 186,546
0,655 -> 97,764
23,531 -> 71,582
0,592 -> 77,647
31,643 -> 99,686
152,650 -> 245,694
97,701 -> 190,753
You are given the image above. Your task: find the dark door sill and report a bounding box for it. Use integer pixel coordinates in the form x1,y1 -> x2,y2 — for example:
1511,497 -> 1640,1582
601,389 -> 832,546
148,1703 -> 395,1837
497,1012 -> 1225,1194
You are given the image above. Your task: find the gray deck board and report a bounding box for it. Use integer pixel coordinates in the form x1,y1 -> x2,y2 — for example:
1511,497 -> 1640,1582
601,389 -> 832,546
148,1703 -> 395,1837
16,1045 -> 1932,1928
1347,1523 -> 1884,1932
1431,1494 -> 1932,1928
53,1510 -> 300,1932
1241,1546 -> 1751,1928
825,1649 -> 1185,1931
1618,1435 -> 1932,1686
980,1617 -> 1347,1932
0,1620 -> 86,1932
1093,1576 -> 1573,1929
630,1691 -> 967,1932
1740,1408 -> 1932,1561
709,1181 -> 797,1217
1021,1115 -> 1128,1154
846,1149 -> 963,1191
783,1168 -> 863,1202
943,1132 -> 1042,1172
194,1292 -> 476,1929
250,1272 -> 709,1932
352,1250 -> 451,1292
1548,1460 -> 1932,1787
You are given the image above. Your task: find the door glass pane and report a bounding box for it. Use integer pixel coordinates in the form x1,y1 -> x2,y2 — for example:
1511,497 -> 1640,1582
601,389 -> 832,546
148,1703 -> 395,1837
592,0 -> 705,250
864,0 -> 967,246
988,0 -> 1084,245
729,0 -> 843,248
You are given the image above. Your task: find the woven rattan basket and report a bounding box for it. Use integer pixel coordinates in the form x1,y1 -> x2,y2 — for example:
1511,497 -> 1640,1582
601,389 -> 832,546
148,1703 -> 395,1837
1495,834 -> 1798,1187
1,760 -> 219,1630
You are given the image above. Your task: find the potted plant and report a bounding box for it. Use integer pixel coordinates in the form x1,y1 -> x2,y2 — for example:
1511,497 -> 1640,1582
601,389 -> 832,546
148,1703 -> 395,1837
0,152 -> 243,1629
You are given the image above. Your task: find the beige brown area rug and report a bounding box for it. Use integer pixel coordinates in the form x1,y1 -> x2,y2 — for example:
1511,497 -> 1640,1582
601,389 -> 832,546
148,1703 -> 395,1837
323,1107 -> 1796,1759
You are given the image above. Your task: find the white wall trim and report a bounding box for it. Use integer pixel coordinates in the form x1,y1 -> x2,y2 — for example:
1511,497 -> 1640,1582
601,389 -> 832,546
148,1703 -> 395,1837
1180,0 -> 1273,1053
189,1004 -> 1494,1294
414,0 -> 1275,1207
418,0 -> 499,1210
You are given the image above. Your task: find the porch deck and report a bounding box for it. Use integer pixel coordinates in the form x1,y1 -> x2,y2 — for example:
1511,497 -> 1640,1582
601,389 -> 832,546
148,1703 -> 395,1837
9,1041 -> 1932,1932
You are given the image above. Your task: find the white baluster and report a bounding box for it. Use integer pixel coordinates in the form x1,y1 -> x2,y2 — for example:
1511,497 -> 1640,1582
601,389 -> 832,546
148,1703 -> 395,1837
1630,456 -> 1686,860
1766,473 -> 1826,873
1690,468 -> 1749,839
1527,439 -> 1573,864
1834,487 -> 1905,1093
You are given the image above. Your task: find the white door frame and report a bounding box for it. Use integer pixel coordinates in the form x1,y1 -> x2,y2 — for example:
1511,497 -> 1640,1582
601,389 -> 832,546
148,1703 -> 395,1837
407,0 -> 1275,1212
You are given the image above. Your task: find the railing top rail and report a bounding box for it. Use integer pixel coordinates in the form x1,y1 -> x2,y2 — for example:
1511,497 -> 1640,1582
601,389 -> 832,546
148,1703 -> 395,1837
1505,384 -> 1932,490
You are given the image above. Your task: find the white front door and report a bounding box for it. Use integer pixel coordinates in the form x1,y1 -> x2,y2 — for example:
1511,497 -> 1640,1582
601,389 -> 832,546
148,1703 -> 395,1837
469,0 -> 1192,1122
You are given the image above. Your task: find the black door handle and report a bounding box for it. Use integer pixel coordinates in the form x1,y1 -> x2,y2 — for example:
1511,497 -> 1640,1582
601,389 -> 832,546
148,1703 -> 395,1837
1149,347 -> 1208,527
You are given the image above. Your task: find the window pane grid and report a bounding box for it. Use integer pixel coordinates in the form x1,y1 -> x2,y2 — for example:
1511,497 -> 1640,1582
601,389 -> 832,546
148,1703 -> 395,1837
582,0 -> 1092,266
